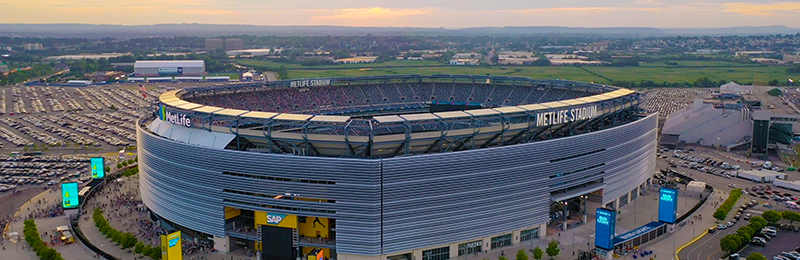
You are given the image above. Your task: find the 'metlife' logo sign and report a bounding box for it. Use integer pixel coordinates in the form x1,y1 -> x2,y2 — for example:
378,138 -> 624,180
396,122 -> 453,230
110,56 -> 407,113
159,105 -> 192,128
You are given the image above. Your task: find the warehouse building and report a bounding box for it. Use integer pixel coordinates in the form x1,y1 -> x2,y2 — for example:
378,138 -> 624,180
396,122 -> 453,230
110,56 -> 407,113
133,60 -> 205,77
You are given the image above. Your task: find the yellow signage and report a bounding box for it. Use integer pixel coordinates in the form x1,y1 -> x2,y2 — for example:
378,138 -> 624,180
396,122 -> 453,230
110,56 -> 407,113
161,231 -> 182,260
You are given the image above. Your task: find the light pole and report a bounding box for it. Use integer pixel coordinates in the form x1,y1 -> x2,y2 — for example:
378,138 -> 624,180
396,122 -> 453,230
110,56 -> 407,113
672,238 -> 676,260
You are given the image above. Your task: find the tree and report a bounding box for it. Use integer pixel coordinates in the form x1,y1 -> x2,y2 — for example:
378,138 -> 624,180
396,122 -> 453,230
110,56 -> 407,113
532,246 -> 544,260
762,210 -> 782,224
749,216 -> 768,231
720,234 -> 741,254
747,253 -> 767,260
500,256 -> 509,260
782,211 -> 800,225
516,249 -> 529,260
736,227 -> 752,241
713,209 -> 727,221
737,226 -> 755,238
545,239 -> 560,260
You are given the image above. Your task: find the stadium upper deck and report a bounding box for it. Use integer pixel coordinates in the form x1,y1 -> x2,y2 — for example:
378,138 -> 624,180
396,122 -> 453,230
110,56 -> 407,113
151,75 -> 643,157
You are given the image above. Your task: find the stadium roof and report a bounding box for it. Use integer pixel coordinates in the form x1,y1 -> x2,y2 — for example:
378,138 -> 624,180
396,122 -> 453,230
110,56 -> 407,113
134,60 -> 205,68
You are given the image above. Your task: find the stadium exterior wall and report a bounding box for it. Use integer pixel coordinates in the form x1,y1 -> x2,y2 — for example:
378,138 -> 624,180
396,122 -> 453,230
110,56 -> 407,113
136,113 -> 657,258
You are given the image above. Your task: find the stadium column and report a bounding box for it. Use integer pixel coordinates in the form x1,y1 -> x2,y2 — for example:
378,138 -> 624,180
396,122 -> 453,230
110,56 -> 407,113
562,201 -> 568,231
213,236 -> 229,253
582,195 -> 588,224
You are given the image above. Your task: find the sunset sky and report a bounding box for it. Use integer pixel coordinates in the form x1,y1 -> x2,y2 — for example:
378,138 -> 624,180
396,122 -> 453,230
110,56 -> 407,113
0,0 -> 798,28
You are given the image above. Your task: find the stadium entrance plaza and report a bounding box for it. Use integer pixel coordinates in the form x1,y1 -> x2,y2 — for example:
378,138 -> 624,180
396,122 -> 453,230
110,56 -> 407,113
1,179 -> 725,260
2,174 -> 258,260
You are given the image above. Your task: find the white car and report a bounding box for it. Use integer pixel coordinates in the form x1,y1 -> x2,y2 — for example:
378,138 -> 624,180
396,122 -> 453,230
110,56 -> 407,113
717,224 -> 728,230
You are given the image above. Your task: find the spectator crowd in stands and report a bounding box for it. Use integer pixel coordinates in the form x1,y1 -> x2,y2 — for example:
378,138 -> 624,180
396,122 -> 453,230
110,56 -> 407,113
186,83 -> 593,115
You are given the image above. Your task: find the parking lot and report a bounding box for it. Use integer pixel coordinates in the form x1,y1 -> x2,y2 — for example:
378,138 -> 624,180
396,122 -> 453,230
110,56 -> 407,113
0,84 -> 165,194
641,88 -> 712,116
740,227 -> 800,259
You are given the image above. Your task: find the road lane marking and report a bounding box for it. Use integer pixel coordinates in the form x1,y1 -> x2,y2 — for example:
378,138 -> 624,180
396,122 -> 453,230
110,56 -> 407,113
677,230 -> 710,260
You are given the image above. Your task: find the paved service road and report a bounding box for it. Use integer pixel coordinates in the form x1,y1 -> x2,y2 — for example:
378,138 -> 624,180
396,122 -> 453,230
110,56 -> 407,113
679,199 -> 748,260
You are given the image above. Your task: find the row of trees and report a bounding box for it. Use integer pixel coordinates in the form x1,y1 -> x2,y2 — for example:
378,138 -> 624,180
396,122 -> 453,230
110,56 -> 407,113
491,240 -> 560,260
713,189 -> 743,221
720,210 -> 800,255
0,63 -> 54,86
116,157 -> 137,169
22,219 -> 66,260
120,166 -> 139,177
93,208 -> 162,259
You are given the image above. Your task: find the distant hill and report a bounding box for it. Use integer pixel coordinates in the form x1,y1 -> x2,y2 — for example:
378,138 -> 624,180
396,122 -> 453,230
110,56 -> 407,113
662,26 -> 800,36
0,23 -> 797,38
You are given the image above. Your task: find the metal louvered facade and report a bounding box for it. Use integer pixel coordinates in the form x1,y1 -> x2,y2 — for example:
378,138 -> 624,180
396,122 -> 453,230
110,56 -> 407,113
136,113 -> 656,257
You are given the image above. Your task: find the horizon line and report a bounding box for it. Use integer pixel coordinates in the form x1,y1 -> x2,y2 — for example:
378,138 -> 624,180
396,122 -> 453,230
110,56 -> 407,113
0,23 -> 798,30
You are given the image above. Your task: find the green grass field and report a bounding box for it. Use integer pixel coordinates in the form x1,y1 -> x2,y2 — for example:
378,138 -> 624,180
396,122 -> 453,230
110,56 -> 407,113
235,59 -> 798,85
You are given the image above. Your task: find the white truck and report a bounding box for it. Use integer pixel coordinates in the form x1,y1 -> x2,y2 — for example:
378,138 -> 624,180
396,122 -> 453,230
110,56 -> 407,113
763,161 -> 773,169
774,179 -> 800,191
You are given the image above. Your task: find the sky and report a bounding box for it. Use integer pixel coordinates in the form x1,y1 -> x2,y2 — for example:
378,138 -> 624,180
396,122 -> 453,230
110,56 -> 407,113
0,0 -> 798,28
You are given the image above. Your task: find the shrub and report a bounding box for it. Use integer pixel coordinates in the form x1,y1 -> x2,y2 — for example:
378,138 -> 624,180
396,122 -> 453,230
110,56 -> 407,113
22,219 -> 66,260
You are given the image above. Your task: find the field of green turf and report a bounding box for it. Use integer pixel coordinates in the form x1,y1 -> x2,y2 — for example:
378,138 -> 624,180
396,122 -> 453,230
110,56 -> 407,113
235,59 -> 797,85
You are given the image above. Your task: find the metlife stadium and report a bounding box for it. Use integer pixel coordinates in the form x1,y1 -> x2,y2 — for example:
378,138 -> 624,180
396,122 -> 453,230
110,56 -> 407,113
136,75 -> 657,260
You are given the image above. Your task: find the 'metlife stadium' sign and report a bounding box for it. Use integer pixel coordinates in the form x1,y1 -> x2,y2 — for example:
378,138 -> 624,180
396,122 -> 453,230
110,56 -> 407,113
290,79 -> 331,88
536,105 -> 598,127
159,105 -> 192,128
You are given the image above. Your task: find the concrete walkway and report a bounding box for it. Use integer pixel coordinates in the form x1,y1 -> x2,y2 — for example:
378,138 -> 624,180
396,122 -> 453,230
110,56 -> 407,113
458,185 -> 713,260
1,187 -> 98,260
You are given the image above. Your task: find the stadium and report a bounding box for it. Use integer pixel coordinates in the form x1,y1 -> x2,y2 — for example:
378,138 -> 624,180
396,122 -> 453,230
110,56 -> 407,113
136,75 -> 657,260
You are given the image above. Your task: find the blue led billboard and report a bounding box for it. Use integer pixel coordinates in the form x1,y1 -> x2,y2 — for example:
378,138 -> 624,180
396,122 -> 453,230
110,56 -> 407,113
595,207 -> 616,250
658,187 -> 678,224
90,157 -> 105,179
61,182 -> 79,209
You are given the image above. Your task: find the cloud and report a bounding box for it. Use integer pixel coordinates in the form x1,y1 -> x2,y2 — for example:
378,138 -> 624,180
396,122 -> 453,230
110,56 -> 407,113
724,2 -> 800,16
170,9 -> 234,15
492,6 -> 663,15
311,7 -> 432,21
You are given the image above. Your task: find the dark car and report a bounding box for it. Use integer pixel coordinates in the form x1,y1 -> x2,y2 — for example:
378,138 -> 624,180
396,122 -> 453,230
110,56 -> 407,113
709,227 -> 716,233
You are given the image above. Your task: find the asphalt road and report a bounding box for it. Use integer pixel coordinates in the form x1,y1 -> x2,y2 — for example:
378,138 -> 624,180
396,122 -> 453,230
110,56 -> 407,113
0,187 -> 46,236
679,211 -> 747,260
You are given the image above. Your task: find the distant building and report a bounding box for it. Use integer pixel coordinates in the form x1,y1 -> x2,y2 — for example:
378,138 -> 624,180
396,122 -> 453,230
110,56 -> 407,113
45,53 -> 130,61
0,63 -> 8,73
226,49 -> 273,57
133,60 -> 205,77
205,39 -> 224,51
449,58 -> 481,66
54,63 -> 69,71
497,52 -> 539,65
784,54 -> 800,63
333,56 -> 378,64
450,53 -> 482,65
735,51 -> 774,57
86,71 -> 127,82
24,43 -> 44,51
224,38 -> 244,51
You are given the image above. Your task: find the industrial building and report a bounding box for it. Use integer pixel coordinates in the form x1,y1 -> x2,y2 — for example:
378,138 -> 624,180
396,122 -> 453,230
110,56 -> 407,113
224,38 -> 244,51
133,60 -> 205,77
205,39 -> 224,51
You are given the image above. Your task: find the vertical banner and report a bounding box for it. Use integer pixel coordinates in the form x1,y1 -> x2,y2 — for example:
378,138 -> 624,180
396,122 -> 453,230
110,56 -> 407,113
90,157 -> 105,179
658,187 -> 678,224
161,231 -> 182,260
61,182 -> 79,209
595,208 -> 616,250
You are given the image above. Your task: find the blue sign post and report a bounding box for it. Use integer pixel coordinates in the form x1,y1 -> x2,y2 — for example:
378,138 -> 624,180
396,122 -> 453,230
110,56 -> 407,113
595,207 -> 616,250
61,182 -> 79,209
658,187 -> 679,224
90,157 -> 105,179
